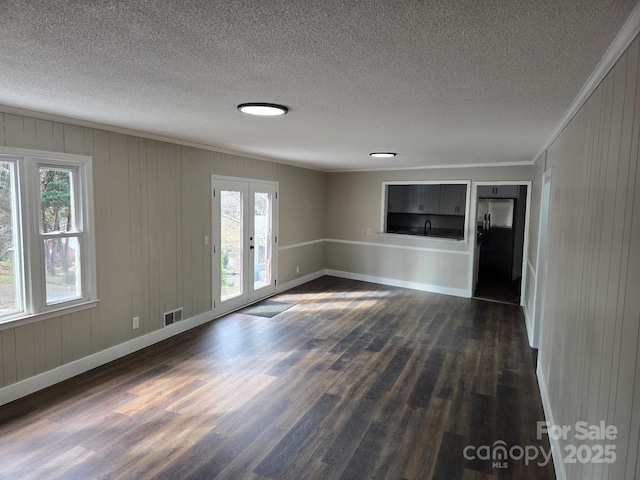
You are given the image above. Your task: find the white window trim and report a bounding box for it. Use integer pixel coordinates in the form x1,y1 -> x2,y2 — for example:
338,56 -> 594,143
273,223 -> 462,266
0,146 -> 97,327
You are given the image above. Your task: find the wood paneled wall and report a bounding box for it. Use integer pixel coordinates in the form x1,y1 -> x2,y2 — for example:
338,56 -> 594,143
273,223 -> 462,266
0,112 -> 326,391
534,35 -> 640,480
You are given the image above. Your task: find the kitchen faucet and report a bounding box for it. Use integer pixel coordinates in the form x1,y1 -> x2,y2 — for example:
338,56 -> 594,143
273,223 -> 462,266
424,219 -> 432,234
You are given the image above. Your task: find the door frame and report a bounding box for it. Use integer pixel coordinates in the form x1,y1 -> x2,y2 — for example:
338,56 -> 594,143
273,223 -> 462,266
531,169 -> 552,348
211,175 -> 279,317
467,180 -> 533,306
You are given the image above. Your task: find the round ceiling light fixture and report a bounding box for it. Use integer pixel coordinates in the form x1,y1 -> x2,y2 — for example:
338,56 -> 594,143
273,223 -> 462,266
237,102 -> 289,116
370,152 -> 397,158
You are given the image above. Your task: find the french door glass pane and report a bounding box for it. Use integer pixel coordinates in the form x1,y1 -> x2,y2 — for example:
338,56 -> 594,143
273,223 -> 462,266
253,192 -> 272,291
0,162 -> 21,316
44,236 -> 81,304
39,167 -> 75,233
221,190 -> 243,301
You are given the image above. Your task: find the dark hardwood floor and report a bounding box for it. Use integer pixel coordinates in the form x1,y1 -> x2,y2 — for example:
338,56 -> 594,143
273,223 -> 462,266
0,276 -> 554,480
473,277 -> 522,306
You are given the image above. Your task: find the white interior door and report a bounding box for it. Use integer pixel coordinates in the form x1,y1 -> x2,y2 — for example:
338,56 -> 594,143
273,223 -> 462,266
212,177 -> 278,316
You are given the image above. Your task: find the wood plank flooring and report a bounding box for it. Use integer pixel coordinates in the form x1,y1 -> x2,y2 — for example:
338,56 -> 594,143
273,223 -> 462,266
0,276 -> 554,479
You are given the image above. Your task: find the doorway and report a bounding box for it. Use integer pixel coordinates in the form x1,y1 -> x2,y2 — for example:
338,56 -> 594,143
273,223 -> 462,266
212,176 -> 278,316
532,171 -> 551,347
473,184 -> 529,305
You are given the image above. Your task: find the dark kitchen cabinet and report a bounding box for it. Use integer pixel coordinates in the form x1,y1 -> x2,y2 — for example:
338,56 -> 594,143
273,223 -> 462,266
387,185 -> 405,213
439,184 -> 467,216
404,185 -> 440,214
478,185 -> 518,198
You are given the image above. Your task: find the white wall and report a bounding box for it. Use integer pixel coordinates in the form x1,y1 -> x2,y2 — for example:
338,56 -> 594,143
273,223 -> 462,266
277,164 -> 327,286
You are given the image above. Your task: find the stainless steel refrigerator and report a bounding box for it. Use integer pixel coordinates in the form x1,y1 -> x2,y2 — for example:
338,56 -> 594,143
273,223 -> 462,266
477,198 -> 515,281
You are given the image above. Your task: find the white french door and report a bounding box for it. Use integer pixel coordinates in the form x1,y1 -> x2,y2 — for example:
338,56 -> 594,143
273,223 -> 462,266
212,176 -> 278,316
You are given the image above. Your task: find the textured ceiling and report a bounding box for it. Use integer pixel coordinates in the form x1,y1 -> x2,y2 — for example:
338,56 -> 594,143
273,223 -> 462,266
0,1 -> 638,170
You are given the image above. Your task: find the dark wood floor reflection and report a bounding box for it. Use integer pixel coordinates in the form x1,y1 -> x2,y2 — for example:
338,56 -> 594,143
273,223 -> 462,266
0,276 -> 554,479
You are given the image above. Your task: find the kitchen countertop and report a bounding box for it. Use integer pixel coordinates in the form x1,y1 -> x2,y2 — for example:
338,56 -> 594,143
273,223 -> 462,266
386,227 -> 465,240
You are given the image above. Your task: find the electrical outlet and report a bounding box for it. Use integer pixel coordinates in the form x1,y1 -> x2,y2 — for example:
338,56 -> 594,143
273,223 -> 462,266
204,235 -> 209,245
133,316 -> 139,329
296,266 -> 300,274
367,228 -> 371,235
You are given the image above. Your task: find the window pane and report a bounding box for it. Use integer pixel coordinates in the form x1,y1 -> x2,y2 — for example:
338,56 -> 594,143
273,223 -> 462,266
40,168 -> 75,233
0,162 -> 21,316
44,237 -> 81,304
253,192 -> 272,291
220,190 -> 243,301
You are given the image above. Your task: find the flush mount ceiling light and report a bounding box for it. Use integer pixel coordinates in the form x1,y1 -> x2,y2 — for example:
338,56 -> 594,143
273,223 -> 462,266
370,152 -> 397,158
237,103 -> 289,116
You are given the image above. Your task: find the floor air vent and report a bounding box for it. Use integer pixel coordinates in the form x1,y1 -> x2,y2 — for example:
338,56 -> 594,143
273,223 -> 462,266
164,307 -> 184,326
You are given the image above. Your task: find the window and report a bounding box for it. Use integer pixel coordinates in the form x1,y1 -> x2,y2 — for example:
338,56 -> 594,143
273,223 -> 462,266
0,160 -> 22,317
382,181 -> 469,241
0,147 -> 96,324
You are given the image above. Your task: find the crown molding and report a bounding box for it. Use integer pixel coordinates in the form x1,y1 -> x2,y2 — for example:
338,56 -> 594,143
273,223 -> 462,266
0,104 -> 325,172
327,160 -> 534,173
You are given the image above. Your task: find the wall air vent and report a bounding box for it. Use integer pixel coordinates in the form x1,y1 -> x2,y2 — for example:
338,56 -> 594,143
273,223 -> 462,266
164,307 -> 184,327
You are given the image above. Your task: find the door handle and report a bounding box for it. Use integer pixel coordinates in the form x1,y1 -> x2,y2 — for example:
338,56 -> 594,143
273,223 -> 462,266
250,245 -> 254,250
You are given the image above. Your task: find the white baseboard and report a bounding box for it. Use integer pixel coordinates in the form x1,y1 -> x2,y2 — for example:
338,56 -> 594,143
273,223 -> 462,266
276,270 -> 327,293
279,268 -> 471,298
0,309 -> 217,407
325,269 -> 470,298
523,302 -> 535,348
537,363 -> 566,480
